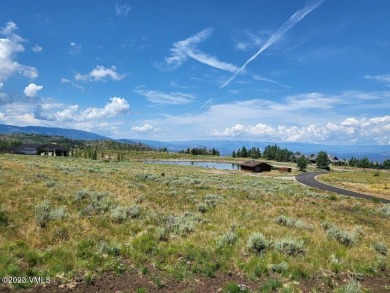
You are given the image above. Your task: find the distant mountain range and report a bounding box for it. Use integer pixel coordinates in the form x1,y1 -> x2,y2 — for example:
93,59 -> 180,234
0,124 -> 109,140
1,124 -> 389,162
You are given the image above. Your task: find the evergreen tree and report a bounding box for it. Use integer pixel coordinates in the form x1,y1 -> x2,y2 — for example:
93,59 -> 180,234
316,151 -> 330,170
297,156 -> 308,172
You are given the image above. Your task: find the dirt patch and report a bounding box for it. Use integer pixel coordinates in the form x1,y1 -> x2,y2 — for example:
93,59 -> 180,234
4,270 -> 389,293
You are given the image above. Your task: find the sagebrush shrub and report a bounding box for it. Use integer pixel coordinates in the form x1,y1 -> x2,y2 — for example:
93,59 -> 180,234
35,200 -> 66,227
373,242 -> 388,255
166,212 -> 202,236
197,202 -> 208,213
247,232 -> 268,253
156,226 -> 169,241
322,221 -> 357,246
204,194 -> 223,208
343,278 -> 362,293
128,205 -> 142,218
110,206 -> 128,223
377,204 -> 390,217
270,262 -> 288,273
217,231 -> 237,248
275,215 -> 312,230
273,238 -> 306,255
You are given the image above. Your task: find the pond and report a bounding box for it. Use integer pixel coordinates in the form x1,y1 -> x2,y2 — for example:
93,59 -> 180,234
145,160 -> 241,171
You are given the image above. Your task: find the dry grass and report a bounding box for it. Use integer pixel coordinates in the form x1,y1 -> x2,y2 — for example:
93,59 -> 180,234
319,170 -> 390,200
0,153 -> 389,289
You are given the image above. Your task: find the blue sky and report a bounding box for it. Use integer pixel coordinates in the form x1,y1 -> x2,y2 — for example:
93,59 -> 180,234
1,0 -> 389,144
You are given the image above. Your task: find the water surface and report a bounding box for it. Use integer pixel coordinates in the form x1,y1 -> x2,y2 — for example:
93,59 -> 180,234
145,160 -> 241,170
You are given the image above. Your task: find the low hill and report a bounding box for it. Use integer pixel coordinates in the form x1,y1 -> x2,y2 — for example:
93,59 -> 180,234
0,124 -> 108,140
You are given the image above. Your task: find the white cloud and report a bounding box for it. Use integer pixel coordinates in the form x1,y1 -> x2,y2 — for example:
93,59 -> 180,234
115,3 -> 131,16
364,74 -> 390,86
162,28 -> 239,72
82,97 -> 130,119
134,89 -> 194,105
24,83 -> 43,97
69,41 -> 81,55
210,116 -> 390,144
131,124 -> 155,133
0,21 -> 38,82
75,65 -> 125,82
35,97 -> 130,122
32,44 -> 42,53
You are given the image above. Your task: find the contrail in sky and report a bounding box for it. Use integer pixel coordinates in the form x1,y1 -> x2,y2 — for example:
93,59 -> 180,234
220,0 -> 324,88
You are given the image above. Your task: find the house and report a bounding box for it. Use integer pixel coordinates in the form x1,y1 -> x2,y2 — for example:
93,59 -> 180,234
8,143 -> 69,156
240,160 -> 273,173
328,154 -> 346,166
37,144 -> 69,156
8,144 -> 42,155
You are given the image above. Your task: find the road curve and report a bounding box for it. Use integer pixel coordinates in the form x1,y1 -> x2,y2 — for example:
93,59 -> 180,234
295,172 -> 390,204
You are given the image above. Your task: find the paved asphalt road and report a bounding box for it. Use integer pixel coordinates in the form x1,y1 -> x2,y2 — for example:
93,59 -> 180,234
295,172 -> 390,204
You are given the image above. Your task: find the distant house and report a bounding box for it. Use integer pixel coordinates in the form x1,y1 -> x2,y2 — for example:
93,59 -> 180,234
8,143 -> 69,157
37,144 -> 69,156
240,160 -> 273,173
8,144 -> 42,155
328,154 -> 346,166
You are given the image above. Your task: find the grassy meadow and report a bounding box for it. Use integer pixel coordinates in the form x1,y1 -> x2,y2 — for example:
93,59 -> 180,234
319,171 -> 390,200
0,152 -> 389,292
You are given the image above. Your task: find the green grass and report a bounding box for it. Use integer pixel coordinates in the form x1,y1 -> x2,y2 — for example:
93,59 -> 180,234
0,153 -> 389,289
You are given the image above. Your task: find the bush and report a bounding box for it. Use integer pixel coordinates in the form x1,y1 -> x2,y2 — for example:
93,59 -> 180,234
270,262 -> 288,274
377,204 -> 390,217
343,278 -> 362,293
166,212 -> 202,236
35,200 -> 66,228
128,205 -> 142,218
99,241 -> 121,256
322,222 -> 357,246
197,202 -> 208,213
217,231 -> 237,248
373,242 -> 388,255
247,233 -> 268,254
275,215 -> 312,230
110,206 -> 129,223
204,194 -> 223,208
273,238 -> 306,255
156,226 -> 169,241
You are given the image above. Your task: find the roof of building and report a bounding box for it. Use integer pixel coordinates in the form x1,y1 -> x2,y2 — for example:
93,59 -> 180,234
36,144 -> 69,151
240,160 -> 273,168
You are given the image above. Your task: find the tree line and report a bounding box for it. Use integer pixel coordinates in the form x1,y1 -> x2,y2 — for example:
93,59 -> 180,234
348,157 -> 390,170
179,147 -> 220,156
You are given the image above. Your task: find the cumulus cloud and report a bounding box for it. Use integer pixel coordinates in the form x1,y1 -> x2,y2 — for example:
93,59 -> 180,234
0,21 -> 38,82
75,65 -> 125,82
35,97 -> 130,122
162,28 -> 238,72
24,83 -> 43,97
134,88 -> 194,105
210,116 -> 390,144
131,124 -> 155,133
